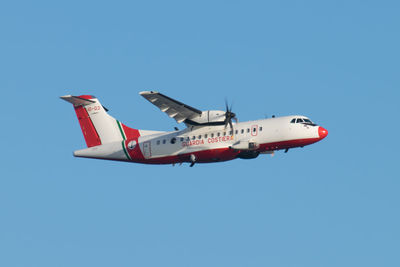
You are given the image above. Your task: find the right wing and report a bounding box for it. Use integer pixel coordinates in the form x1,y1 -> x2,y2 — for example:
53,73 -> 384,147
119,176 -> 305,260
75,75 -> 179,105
140,91 -> 202,124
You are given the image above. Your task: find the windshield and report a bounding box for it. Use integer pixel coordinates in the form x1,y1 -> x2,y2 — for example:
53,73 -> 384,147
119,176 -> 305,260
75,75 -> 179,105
290,117 -> 317,126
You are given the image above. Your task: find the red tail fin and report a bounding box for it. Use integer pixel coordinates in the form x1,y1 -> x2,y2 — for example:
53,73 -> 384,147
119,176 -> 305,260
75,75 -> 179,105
74,105 -> 102,147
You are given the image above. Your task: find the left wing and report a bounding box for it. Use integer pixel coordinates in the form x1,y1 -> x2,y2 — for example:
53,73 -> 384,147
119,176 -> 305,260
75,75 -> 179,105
140,91 -> 202,123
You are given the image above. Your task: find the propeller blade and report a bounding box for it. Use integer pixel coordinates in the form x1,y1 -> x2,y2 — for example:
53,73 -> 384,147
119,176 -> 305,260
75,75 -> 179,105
229,119 -> 233,131
223,98 -> 237,131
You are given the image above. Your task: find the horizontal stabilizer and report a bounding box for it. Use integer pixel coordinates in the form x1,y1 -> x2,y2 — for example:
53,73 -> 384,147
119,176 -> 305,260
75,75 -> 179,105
60,95 -> 95,106
73,141 -> 128,161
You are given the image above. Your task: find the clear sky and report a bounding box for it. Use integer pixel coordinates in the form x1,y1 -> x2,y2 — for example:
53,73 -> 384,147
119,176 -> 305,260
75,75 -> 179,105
1,1 -> 399,266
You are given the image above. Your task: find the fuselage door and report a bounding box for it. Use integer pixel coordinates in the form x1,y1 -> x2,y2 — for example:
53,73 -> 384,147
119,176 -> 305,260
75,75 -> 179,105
142,141 -> 152,159
251,125 -> 258,136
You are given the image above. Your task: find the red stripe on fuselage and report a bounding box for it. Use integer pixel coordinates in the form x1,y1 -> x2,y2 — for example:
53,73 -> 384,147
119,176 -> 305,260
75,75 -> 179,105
121,124 -> 143,160
258,137 -> 321,151
74,106 -> 101,147
131,147 -> 239,165
125,139 -> 145,161
122,123 -> 140,139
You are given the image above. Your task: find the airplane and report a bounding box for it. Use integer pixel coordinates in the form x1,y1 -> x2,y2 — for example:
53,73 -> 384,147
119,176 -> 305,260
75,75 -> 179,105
61,92 -> 328,167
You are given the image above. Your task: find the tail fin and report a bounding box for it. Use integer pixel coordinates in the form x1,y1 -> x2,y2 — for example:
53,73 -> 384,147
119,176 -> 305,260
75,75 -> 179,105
61,95 -> 140,147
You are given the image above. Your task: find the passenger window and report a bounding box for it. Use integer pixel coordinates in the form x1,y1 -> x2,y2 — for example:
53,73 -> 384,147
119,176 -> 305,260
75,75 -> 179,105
157,140 -> 160,145
235,130 -> 238,134
247,128 -> 250,133
259,126 -> 263,131
162,140 -> 166,144
204,134 -> 208,138
198,135 -> 202,139
192,136 -> 196,140
290,119 -> 296,123
217,132 -> 220,137
180,137 -> 184,142
211,133 -> 214,137
186,137 -> 190,141
223,132 -> 226,136
241,129 -> 244,134
229,130 -> 233,135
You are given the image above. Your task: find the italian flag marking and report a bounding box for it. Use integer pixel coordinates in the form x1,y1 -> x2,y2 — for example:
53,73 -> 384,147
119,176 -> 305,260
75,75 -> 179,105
117,120 -> 132,160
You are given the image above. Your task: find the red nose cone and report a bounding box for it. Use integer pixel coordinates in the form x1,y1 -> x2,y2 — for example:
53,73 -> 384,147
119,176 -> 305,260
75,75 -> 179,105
318,127 -> 328,139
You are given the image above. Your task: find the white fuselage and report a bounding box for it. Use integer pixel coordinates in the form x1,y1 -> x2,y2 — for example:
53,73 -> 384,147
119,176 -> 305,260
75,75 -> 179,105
73,115 -> 327,164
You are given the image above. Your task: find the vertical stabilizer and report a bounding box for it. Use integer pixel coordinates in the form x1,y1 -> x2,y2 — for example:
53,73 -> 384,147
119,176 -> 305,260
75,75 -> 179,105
61,95 -> 140,147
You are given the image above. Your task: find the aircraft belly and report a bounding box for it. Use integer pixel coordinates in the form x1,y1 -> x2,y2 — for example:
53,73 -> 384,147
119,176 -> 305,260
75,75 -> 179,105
151,142 -> 227,158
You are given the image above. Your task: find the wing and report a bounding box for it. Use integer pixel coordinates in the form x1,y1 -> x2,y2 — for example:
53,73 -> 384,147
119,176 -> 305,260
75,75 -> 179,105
140,91 -> 202,123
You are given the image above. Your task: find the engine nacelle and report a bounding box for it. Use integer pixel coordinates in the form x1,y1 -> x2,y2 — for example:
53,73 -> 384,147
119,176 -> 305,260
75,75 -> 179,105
236,151 -> 260,159
185,110 -> 226,126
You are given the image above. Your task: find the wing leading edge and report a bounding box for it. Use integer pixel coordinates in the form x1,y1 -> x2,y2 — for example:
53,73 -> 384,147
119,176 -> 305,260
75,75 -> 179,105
140,91 -> 202,124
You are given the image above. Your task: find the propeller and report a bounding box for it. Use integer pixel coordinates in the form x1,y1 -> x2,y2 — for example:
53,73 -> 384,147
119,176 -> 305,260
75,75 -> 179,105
224,99 -> 237,131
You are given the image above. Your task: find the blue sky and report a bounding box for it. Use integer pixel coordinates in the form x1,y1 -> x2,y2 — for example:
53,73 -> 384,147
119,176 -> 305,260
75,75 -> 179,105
1,1 -> 399,266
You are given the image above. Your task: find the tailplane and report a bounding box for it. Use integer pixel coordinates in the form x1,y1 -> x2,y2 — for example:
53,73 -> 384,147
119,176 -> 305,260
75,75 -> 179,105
61,95 -> 140,147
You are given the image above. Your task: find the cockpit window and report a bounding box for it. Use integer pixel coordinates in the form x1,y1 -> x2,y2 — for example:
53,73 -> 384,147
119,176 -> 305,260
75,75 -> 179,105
291,117 -> 317,126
